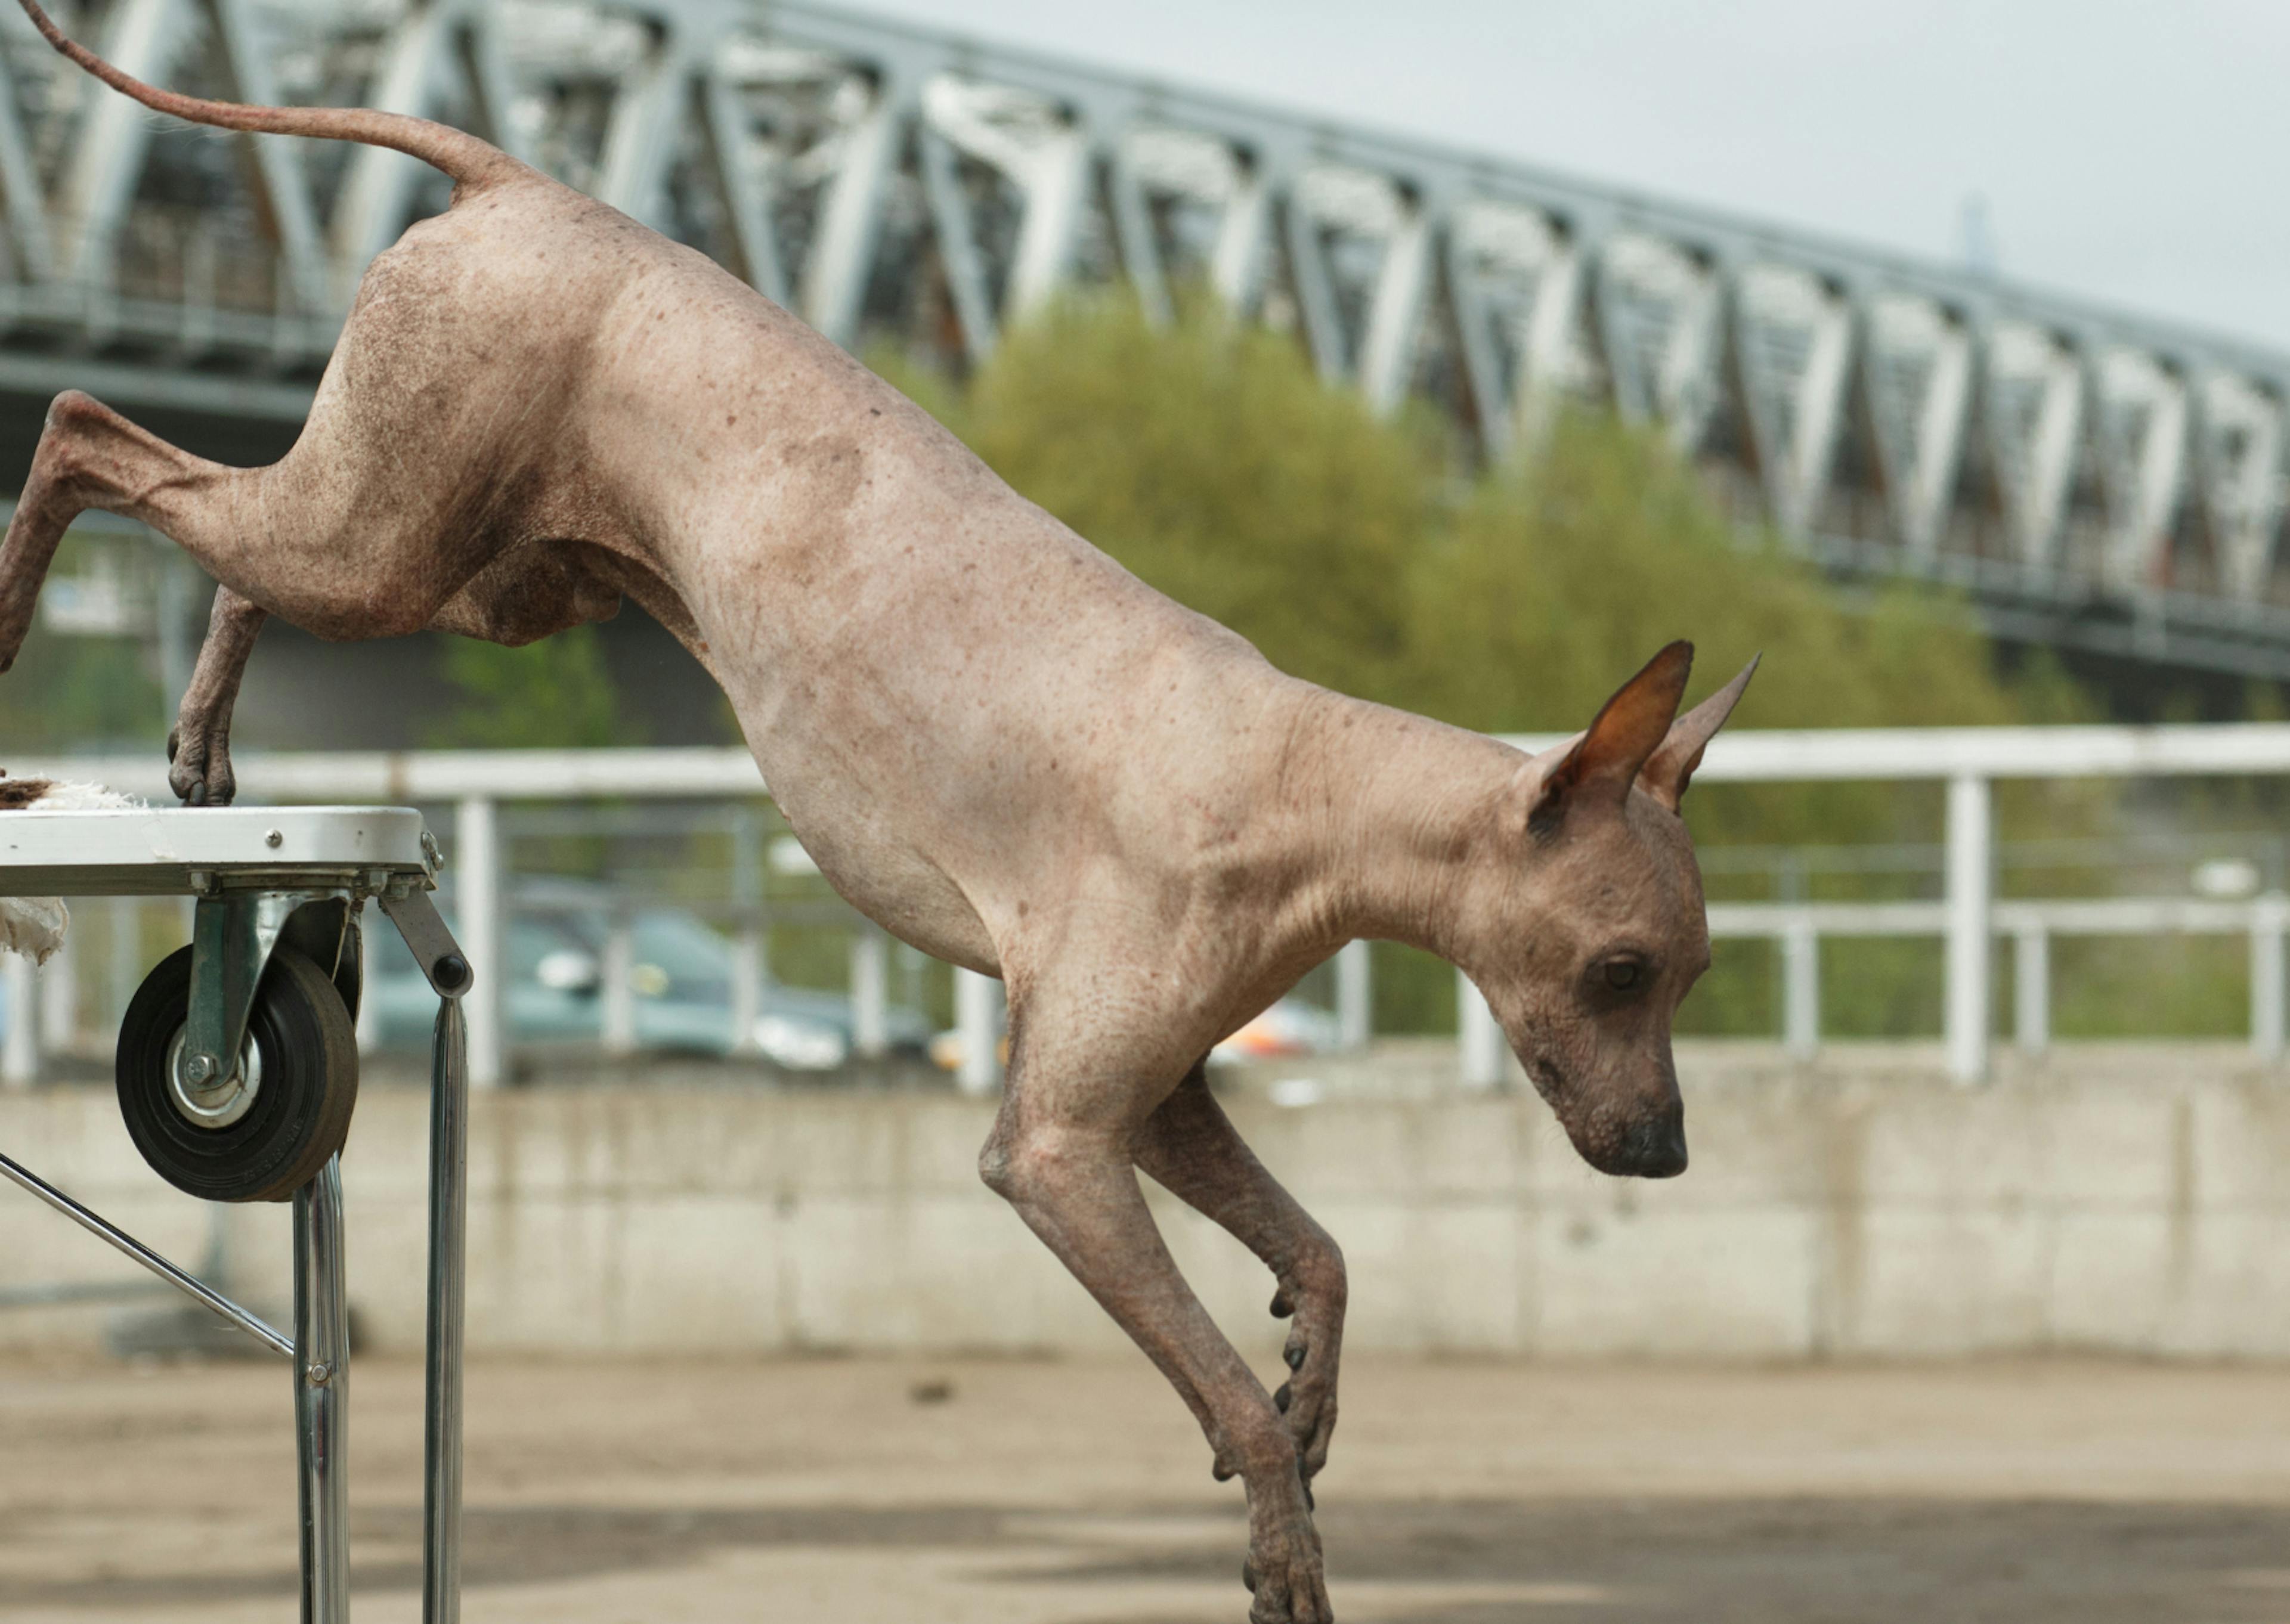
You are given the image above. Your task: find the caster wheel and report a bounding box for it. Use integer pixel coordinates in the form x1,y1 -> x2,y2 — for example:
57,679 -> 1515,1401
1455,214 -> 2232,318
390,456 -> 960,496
116,944 -> 359,1203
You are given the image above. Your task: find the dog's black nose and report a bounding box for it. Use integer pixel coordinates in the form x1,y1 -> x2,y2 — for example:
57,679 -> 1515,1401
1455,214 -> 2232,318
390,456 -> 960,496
1617,1112 -> 1688,1179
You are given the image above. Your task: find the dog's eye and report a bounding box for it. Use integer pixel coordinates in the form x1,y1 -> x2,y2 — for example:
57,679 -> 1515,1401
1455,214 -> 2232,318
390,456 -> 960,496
1602,958 -> 1645,991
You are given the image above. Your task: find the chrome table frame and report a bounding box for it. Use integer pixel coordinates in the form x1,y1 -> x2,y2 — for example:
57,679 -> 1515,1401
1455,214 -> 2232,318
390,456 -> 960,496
0,806 -> 473,1624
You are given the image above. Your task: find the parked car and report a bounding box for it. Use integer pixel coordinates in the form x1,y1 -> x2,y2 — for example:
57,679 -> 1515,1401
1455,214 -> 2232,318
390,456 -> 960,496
364,881 -> 932,1069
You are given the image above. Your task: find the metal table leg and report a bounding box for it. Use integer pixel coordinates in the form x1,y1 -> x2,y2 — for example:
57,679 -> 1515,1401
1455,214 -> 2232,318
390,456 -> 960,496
423,997 -> 469,1624
294,1158 -> 350,1624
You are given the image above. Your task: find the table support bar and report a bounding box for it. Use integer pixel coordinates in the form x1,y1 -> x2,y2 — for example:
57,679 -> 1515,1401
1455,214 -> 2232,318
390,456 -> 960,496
423,996 -> 470,1624
0,1147 -> 290,1358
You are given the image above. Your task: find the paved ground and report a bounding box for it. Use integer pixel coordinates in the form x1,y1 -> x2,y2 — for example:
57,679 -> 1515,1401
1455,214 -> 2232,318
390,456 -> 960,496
5,1353 -> 2290,1622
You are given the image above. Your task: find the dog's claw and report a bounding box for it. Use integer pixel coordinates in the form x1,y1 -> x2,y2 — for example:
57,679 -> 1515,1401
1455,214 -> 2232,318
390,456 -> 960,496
1270,1290 -> 1293,1318
185,780 -> 207,807
1274,1381 -> 1292,1414
1242,1560 -> 1258,1594
1285,1344 -> 1305,1372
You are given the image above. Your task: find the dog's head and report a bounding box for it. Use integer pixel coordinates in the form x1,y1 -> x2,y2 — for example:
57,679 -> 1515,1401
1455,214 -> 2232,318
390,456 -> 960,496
1459,642 -> 1756,1179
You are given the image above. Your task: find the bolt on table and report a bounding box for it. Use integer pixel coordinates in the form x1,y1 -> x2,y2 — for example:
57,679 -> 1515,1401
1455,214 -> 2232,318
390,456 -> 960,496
0,805 -> 473,1624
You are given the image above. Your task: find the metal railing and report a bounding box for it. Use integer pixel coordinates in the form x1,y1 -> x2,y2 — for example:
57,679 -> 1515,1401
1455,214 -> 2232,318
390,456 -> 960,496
1712,895 -> 2283,1061
4,722 -> 2289,1091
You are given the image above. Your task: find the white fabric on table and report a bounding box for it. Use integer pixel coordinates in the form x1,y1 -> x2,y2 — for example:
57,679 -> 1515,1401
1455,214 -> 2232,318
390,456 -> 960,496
0,780 -> 140,960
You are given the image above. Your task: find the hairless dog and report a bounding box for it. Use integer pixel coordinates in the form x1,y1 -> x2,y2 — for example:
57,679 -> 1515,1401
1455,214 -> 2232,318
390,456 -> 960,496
4,8 -> 1754,1618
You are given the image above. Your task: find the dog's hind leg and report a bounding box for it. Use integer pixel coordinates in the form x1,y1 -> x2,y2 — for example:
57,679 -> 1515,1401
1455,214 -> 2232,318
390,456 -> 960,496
0,389 -> 557,798
0,392 -> 344,670
0,392 -> 237,669
167,585 -> 266,805
2,386 -> 528,661
1134,1061 -> 1348,1486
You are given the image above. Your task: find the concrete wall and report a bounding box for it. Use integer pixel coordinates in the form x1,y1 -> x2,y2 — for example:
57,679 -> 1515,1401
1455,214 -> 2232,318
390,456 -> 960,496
5,1042 -> 2289,1360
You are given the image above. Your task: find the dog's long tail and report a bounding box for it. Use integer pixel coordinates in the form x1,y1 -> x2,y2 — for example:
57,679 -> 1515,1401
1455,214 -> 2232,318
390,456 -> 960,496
14,0 -> 522,191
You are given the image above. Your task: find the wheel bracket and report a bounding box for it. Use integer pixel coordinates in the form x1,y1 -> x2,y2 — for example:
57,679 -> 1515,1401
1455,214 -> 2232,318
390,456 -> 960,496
183,889 -> 352,1089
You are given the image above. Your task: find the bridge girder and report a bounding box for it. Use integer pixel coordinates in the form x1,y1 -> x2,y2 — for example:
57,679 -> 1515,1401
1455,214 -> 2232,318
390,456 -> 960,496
0,0 -> 2284,678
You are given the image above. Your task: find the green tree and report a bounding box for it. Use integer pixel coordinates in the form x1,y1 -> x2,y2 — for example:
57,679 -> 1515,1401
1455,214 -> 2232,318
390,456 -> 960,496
428,624 -> 635,749
961,297 -> 1429,698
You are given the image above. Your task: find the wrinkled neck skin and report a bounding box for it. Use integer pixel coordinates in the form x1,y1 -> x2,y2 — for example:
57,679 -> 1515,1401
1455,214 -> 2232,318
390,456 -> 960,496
1286,693 -> 1525,977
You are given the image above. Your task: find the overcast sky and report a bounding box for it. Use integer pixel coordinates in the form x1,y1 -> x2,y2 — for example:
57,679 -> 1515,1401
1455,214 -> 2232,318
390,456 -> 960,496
850,0 -> 2289,353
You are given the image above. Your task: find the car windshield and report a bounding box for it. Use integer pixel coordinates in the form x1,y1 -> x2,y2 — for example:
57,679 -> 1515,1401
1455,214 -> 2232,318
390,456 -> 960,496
512,912 -> 595,977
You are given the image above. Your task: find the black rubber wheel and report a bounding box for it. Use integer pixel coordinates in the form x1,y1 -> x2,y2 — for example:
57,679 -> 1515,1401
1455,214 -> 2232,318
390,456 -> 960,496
116,944 -> 360,1203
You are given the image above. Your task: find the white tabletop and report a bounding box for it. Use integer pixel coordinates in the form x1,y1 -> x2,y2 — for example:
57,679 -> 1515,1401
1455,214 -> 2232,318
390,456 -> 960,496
0,807 -> 434,895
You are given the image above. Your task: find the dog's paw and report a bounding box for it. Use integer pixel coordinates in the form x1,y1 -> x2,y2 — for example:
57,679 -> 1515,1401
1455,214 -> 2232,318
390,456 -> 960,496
166,725 -> 236,807
1243,1473 -> 1332,1624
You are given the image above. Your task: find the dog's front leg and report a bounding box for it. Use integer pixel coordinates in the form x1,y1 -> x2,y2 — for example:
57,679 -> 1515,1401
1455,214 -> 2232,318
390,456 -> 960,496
167,585 -> 265,805
1135,1062 -> 1348,1486
980,1009 -> 1332,1624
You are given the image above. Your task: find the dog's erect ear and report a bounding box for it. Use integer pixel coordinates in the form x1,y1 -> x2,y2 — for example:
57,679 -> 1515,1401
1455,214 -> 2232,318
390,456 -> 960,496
1510,642 -> 1695,834
1639,653 -> 1760,812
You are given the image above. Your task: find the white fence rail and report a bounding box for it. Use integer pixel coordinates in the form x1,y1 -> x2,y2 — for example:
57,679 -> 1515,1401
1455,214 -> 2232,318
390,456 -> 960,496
1699,895 -> 2290,1061
7,723 -> 2290,1089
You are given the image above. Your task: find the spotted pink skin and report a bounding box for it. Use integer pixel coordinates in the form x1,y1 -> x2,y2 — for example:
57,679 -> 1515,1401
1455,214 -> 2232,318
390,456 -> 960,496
0,10 -> 1756,1618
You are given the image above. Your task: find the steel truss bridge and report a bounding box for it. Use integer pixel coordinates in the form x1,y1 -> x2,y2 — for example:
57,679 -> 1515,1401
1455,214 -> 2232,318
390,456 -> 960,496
2,0 -> 2286,679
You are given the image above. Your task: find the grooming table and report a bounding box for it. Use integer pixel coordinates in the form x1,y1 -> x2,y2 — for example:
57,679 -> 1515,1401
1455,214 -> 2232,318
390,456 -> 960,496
0,807 -> 472,1623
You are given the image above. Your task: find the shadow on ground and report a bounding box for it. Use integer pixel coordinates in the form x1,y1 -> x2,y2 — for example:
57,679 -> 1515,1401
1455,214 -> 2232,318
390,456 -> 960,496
7,1496 -> 2290,1621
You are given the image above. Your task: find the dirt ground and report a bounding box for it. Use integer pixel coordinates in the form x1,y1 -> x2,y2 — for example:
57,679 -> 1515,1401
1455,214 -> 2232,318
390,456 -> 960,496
5,1352 -> 2290,1623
